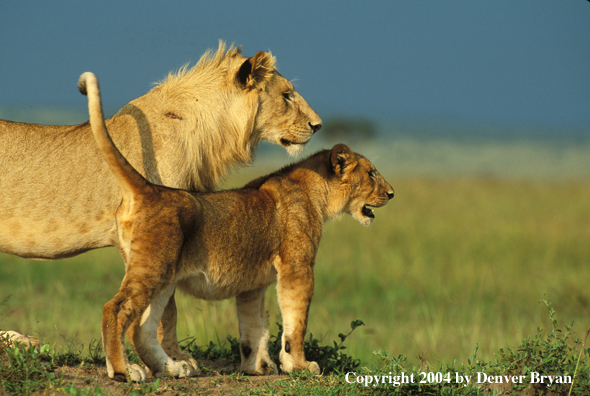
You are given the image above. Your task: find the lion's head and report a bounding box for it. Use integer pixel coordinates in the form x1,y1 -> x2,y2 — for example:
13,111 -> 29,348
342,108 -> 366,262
239,52 -> 322,156
141,42 -> 322,190
328,144 -> 394,226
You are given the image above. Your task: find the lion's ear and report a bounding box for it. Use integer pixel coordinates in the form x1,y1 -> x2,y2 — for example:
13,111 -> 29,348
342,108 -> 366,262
330,144 -> 356,178
237,51 -> 276,89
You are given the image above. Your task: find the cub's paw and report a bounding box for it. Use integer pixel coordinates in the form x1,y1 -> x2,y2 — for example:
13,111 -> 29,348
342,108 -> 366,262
280,356 -> 321,375
307,361 -> 320,375
158,359 -> 199,378
259,359 -> 279,375
111,364 -> 147,382
170,354 -> 200,375
241,355 -> 278,375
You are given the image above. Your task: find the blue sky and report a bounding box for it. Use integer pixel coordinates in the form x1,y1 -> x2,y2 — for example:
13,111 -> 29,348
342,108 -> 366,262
1,1 -> 589,131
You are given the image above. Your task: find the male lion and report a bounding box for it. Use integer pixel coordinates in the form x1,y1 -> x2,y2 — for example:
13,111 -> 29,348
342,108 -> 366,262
79,72 -> 393,381
0,42 -> 321,366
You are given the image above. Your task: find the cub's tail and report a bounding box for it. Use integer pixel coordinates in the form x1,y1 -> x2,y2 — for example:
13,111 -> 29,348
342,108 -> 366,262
78,72 -> 151,195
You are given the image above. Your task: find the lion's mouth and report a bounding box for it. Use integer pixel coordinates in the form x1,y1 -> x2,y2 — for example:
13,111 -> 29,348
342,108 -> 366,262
280,138 -> 310,147
362,205 -> 375,219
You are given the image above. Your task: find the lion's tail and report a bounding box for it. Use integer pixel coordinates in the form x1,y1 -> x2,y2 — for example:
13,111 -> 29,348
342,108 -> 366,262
78,72 -> 151,195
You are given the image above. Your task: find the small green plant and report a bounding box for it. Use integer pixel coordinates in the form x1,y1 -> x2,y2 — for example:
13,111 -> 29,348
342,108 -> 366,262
268,319 -> 364,374
87,338 -> 106,365
180,319 -> 365,375
0,342 -> 59,395
493,296 -> 589,394
181,334 -> 241,362
117,379 -> 161,396
303,319 -> 364,374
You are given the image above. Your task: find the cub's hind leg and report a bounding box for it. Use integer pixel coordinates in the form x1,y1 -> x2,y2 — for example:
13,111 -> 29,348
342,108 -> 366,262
157,292 -> 199,369
102,236 -> 186,381
127,286 -> 199,378
236,287 -> 278,375
102,270 -> 157,382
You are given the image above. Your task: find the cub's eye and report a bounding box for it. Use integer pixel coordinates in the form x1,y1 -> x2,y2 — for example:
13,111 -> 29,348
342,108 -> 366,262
368,170 -> 376,179
282,92 -> 292,101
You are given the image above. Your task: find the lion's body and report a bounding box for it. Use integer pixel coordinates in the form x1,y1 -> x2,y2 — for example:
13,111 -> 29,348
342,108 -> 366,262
0,42 -> 321,259
1,120 -> 116,257
78,72 -> 393,381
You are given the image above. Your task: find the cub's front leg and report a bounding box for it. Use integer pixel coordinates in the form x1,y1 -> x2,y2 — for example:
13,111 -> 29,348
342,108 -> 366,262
275,263 -> 320,374
236,287 -> 278,375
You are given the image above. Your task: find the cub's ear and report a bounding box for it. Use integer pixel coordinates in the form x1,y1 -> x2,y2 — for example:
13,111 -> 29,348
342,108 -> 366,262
237,51 -> 276,89
330,144 -> 356,178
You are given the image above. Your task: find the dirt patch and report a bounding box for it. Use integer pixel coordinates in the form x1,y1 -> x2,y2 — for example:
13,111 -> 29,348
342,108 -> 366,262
45,360 -> 293,395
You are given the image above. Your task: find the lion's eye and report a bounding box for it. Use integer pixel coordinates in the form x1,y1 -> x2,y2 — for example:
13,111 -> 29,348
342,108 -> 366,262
368,170 -> 376,179
282,92 -> 292,101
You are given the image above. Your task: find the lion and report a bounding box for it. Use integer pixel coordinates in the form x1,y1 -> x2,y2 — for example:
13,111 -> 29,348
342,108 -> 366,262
0,42 -> 321,365
78,72 -> 394,381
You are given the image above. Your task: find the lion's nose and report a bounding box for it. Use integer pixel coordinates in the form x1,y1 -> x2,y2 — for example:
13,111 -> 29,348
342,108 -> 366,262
310,122 -> 322,134
387,190 -> 394,199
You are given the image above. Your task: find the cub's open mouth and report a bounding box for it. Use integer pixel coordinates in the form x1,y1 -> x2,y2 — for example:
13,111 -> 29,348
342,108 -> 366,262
362,205 -> 375,219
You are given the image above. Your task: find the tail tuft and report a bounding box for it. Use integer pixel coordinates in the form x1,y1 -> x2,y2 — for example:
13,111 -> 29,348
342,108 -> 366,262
78,72 -> 95,96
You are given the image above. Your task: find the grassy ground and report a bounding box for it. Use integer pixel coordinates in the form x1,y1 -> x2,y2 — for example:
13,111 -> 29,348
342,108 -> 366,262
1,135 -> 589,394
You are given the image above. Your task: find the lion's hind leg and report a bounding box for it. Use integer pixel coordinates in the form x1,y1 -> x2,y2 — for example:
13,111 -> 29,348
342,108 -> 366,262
236,287 -> 278,375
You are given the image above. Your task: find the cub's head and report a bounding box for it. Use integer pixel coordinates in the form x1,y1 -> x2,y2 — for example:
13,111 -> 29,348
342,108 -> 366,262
237,51 -> 322,156
328,144 -> 394,226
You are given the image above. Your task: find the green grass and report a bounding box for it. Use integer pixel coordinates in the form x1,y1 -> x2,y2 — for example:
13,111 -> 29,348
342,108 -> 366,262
2,305 -> 588,394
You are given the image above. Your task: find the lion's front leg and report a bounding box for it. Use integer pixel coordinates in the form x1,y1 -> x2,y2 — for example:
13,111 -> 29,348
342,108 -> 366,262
275,265 -> 320,374
127,286 -> 199,379
236,287 -> 277,375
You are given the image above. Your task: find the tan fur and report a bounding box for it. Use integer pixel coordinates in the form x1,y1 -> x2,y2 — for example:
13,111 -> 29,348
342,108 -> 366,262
79,72 -> 393,381
0,42 -> 321,365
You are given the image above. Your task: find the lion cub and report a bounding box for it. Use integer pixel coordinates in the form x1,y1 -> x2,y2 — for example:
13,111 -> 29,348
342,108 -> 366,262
79,72 -> 394,382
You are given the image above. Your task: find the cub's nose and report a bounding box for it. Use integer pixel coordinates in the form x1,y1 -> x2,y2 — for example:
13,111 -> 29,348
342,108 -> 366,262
387,190 -> 394,199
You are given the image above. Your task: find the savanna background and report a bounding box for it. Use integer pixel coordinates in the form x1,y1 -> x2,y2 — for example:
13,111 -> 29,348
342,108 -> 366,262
1,1 -> 589,394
